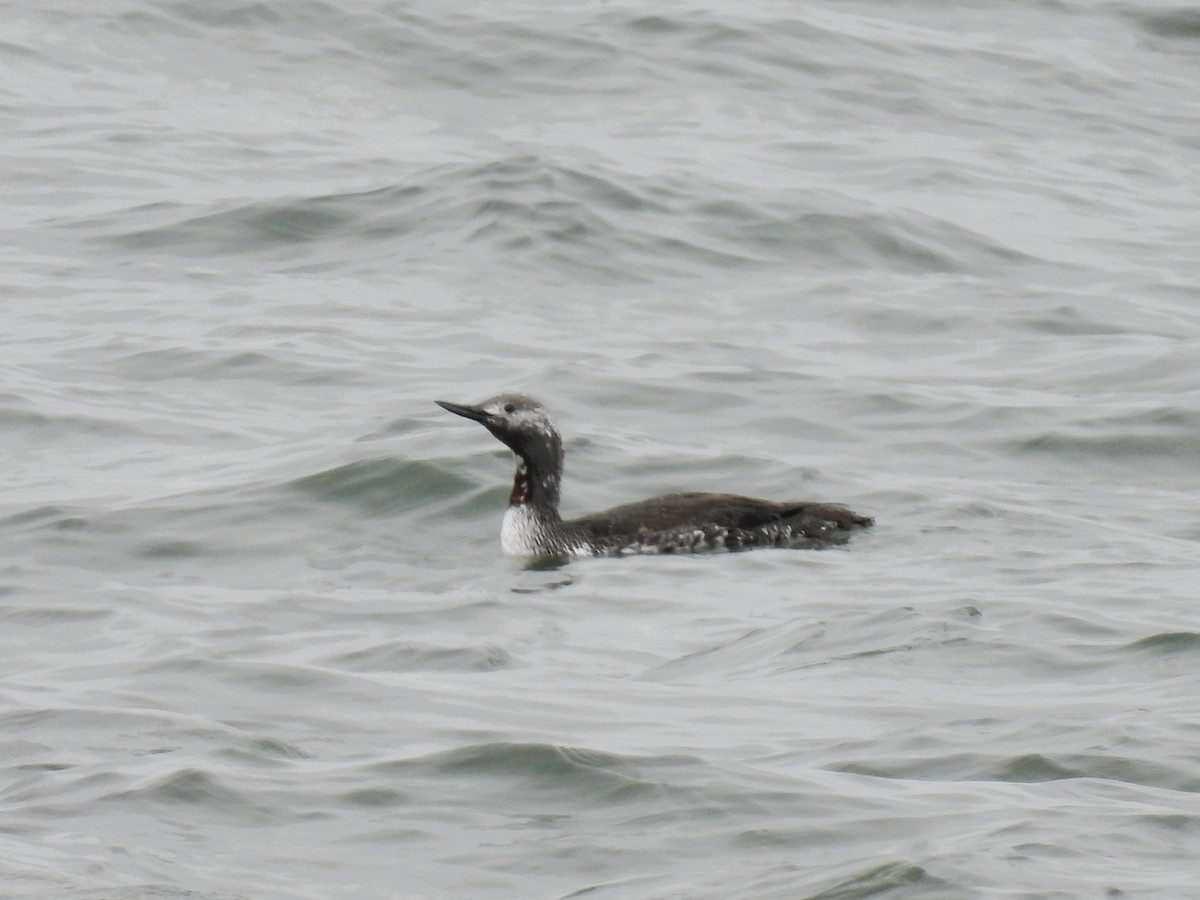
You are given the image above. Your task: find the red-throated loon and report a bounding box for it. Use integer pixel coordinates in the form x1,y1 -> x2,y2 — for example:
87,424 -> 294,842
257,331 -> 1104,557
436,394 -> 873,557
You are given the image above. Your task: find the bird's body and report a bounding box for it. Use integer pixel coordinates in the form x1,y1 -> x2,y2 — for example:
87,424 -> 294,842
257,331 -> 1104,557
436,394 -> 873,558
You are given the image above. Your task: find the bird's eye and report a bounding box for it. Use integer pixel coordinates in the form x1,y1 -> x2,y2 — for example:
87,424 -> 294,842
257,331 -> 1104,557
503,403 -> 515,414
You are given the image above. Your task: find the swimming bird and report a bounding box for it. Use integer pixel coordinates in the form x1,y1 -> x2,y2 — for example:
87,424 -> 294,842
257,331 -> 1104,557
436,393 -> 873,557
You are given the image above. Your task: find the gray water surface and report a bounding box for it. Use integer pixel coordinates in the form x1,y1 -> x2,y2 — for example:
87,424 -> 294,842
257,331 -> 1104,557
3,2 -> 1200,898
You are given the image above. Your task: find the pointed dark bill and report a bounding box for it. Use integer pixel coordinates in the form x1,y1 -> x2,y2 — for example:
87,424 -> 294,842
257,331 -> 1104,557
435,400 -> 490,423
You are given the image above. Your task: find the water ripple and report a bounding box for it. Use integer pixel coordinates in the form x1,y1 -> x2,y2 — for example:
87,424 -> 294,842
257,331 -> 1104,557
65,152 -> 1032,280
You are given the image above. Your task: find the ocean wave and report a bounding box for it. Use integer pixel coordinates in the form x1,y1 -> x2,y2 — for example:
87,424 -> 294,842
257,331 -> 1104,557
1010,426 -> 1200,472
285,456 -> 476,515
372,741 -> 707,807
830,751 -> 1200,793
1122,631 -> 1200,656
66,151 -> 1030,280
323,639 -> 514,673
1128,7 -> 1200,41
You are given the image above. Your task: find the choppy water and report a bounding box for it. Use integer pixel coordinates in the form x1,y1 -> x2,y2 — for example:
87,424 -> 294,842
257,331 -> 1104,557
4,1 -> 1200,898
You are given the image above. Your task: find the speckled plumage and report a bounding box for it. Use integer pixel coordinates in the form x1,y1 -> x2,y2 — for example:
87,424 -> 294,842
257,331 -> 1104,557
436,394 -> 873,559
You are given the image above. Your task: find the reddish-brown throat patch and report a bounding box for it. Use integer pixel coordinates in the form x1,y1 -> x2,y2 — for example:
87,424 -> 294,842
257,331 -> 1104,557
509,469 -> 530,505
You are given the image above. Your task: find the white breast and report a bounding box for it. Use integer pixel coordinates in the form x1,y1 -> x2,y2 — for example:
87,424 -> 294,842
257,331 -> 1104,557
500,505 -> 591,557
501,505 -> 544,557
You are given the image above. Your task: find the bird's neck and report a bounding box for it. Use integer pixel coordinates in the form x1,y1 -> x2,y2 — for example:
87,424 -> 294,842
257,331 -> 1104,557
510,457 -> 562,520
